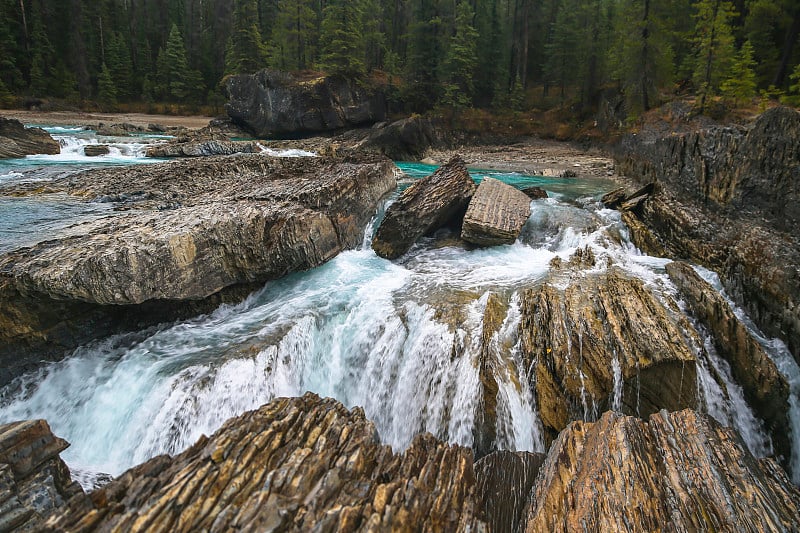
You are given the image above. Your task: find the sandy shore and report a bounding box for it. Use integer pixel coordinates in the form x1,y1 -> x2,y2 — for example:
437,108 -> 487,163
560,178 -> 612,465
0,109 -> 213,129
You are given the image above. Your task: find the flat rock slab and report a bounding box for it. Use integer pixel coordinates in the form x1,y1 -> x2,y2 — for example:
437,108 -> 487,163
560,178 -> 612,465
372,155 -> 476,259
0,118 -> 60,159
461,177 -> 531,246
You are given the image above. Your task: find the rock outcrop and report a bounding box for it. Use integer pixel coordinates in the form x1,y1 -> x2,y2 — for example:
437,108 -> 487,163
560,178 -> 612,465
522,410 -> 800,532
0,420 -> 83,531
521,186 -> 548,199
666,260 -> 792,464
45,393 -> 483,532
354,116 -> 459,161
372,155 -> 476,259
615,107 -> 800,365
519,269 -> 698,442
225,70 -> 386,137
461,177 -> 531,246
0,153 -> 396,385
38,395 -> 800,532
0,118 -> 60,159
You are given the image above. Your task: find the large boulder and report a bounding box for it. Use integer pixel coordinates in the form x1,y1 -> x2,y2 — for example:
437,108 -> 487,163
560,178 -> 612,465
0,420 -> 83,531
666,260 -> 792,465
521,410 -> 800,532
461,177 -> 531,246
519,269 -> 698,443
0,153 -> 396,385
83,144 -> 109,157
372,155 -> 476,259
0,118 -> 60,159
45,393 -> 484,532
355,116 -> 455,160
225,70 -> 386,137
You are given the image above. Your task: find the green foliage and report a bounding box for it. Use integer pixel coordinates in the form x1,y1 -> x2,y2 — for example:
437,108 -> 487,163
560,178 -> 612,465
440,1 -> 479,108
97,62 -> 117,104
403,1 -> 444,111
721,40 -> 757,104
318,0 -> 366,77
692,0 -> 738,112
271,0 -> 317,71
106,32 -> 133,101
225,0 -> 269,75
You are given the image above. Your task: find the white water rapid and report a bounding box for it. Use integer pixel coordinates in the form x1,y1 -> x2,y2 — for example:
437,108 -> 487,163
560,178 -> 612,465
0,154 -> 797,488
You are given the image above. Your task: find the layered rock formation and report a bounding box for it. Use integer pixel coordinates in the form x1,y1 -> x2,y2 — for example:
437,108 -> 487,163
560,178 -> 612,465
145,139 -> 264,158
461,177 -> 531,246
372,155 -> 476,259
0,118 -> 60,159
226,70 -> 386,137
615,107 -> 800,365
519,269 -> 698,442
0,153 -> 396,385
45,393 -> 483,532
33,395 -> 800,532
82,145 -> 109,157
0,420 -> 83,531
522,409 -> 800,532
666,261 -> 792,464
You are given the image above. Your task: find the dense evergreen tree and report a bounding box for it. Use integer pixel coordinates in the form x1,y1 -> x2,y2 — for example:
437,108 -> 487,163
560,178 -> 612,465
721,40 -> 757,104
441,1 -> 479,107
271,0 -> 317,71
97,62 -> 116,104
318,0 -> 366,77
692,0 -> 738,112
225,0 -> 268,75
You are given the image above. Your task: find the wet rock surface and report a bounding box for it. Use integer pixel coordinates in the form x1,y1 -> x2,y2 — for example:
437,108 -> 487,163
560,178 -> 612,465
372,155 -> 476,259
45,393 -> 483,532
519,269 -> 698,442
82,145 -> 109,157
145,138 -> 263,157
0,153 -> 396,385
523,410 -> 800,533
226,70 -> 385,137
0,118 -> 60,159
35,395 -> 800,532
666,260 -> 792,466
461,177 -> 531,246
615,107 -> 800,365
0,420 -> 83,532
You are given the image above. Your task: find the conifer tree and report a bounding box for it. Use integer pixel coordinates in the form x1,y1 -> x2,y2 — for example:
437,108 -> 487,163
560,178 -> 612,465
692,0 -> 737,113
165,24 -> 190,101
441,1 -> 478,108
106,31 -> 133,101
225,0 -> 268,75
404,0 -> 443,110
271,0 -> 317,71
97,62 -> 117,104
318,0 -> 366,77
720,40 -> 757,105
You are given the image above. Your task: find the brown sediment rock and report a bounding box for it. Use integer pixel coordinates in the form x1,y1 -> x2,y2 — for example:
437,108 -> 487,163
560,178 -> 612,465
45,393 -> 483,532
519,270 -> 698,443
145,139 -> 264,157
0,420 -> 83,532
82,145 -> 109,157
474,451 -> 545,533
461,177 -> 532,246
521,410 -> 800,532
372,155 -> 476,259
0,118 -> 60,159
521,186 -> 548,199
0,153 -> 396,386
666,260 -> 792,466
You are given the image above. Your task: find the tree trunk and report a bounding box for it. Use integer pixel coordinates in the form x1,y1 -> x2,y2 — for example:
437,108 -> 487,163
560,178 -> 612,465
773,8 -> 800,87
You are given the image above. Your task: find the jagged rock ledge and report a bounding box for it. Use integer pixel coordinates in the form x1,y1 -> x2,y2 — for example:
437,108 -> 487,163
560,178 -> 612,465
27,393 -> 800,532
0,118 -> 60,159
0,153 -> 396,386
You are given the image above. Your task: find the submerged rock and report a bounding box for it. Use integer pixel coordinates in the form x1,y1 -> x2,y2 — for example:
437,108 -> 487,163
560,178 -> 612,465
372,155 -> 476,259
0,153 -> 396,385
522,410 -> 800,532
519,270 -> 698,442
666,260 -> 792,466
0,118 -> 60,159
461,177 -> 531,246
226,70 -> 385,137
0,420 -> 83,531
521,186 -> 548,199
45,393 -> 483,532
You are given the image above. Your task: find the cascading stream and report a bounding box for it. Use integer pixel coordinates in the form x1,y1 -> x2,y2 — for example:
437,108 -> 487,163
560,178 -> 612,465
0,150 -> 797,487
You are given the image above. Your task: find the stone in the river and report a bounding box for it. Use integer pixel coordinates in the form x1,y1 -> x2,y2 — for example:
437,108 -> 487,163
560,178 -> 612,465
666,260 -> 792,466
226,69 -> 386,137
0,118 -> 60,159
83,144 -> 109,157
45,393 -> 483,532
474,451 -> 545,533
0,153 -> 396,386
0,420 -> 83,532
372,155 -> 476,259
521,186 -> 548,199
145,138 -> 264,157
519,269 -> 698,443
461,177 -> 532,246
521,410 -> 800,532
355,116 -> 456,161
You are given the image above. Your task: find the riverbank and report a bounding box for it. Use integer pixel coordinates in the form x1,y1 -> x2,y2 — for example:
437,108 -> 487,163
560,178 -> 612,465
0,109 -> 213,130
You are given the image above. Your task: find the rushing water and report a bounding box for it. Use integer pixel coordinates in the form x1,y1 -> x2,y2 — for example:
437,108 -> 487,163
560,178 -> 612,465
0,130 -> 798,487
